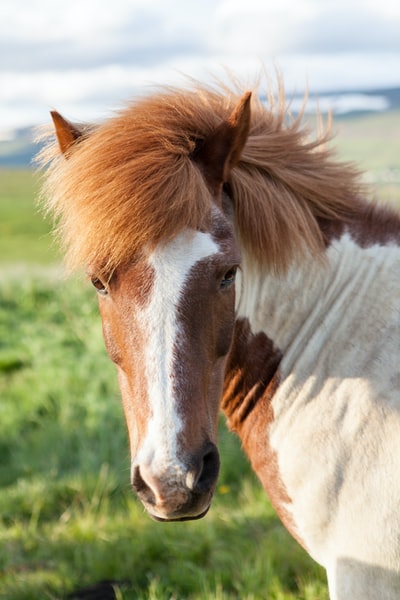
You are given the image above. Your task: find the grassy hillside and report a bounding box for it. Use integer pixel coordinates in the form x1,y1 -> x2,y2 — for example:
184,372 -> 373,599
333,109 -> 400,206
0,109 -> 399,599
0,170 -> 58,265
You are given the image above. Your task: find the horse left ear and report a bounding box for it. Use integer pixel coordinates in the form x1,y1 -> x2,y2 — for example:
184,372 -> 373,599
193,91 -> 252,191
50,111 -> 84,156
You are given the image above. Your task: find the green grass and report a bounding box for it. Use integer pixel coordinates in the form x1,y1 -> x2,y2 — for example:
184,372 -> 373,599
333,110 -> 400,170
333,109 -> 400,206
1,109 -> 400,599
0,170 -> 58,264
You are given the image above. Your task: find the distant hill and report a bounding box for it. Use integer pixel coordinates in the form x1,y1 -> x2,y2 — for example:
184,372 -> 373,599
0,126 -> 39,168
1,87 -> 400,168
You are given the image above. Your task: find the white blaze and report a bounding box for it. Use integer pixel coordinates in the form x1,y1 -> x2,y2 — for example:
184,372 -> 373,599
134,229 -> 219,475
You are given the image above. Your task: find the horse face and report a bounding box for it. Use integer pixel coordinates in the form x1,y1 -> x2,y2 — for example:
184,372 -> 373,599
92,210 -> 240,521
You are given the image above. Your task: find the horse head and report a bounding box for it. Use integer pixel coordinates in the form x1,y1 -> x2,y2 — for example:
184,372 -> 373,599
50,92 -> 251,521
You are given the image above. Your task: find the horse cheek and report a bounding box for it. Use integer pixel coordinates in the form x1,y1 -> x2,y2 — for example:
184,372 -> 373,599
97,299 -> 149,460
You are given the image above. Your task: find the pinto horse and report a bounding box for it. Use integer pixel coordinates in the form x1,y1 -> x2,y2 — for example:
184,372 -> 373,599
39,79 -> 400,599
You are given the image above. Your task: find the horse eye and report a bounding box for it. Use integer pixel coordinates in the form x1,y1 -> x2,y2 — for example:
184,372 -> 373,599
220,267 -> 237,290
91,276 -> 108,296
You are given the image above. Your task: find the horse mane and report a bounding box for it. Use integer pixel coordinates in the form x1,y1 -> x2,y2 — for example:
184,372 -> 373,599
38,77 -> 369,276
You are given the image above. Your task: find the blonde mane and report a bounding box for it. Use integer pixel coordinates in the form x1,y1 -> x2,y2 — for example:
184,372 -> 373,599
38,78 -> 366,276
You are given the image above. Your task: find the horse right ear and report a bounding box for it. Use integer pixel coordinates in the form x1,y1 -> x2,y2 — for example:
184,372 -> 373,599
50,111 -> 84,156
192,91 -> 252,194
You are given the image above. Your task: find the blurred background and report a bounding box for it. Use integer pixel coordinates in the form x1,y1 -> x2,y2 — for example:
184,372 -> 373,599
0,2 -> 399,599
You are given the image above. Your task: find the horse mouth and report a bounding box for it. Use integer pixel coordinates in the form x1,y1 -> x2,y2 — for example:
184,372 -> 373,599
148,505 -> 211,523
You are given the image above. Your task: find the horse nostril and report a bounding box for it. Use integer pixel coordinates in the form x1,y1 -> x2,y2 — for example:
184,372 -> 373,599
132,465 -> 156,504
195,444 -> 220,493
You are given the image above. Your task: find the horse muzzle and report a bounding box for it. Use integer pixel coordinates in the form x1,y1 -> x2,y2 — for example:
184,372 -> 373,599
131,442 -> 220,521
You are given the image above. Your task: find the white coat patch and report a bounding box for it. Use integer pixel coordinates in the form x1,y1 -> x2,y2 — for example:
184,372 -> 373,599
236,233 -> 400,581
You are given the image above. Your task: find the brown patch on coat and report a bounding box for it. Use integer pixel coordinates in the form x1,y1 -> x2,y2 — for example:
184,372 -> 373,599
96,259 -> 155,455
222,318 -> 307,550
317,200 -> 400,249
117,260 -> 155,309
97,261 -> 155,366
172,234 -> 239,454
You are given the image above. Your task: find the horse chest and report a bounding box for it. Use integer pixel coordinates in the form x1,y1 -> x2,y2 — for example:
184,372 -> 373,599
239,372 -> 400,569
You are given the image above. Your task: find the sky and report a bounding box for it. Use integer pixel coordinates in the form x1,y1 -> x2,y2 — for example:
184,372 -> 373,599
1,0 -> 400,135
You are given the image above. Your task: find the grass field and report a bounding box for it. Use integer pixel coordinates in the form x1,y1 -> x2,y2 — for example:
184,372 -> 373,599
0,109 -> 400,599
0,171 -> 57,265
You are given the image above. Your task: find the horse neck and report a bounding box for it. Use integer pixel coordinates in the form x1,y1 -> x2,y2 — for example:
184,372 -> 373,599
234,196 -> 400,355
221,246 -> 323,435
235,248 -> 329,355
224,229 -> 398,438
231,230 -> 400,411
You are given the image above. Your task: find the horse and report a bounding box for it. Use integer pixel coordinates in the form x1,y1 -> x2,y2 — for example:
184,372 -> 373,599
38,78 -> 400,599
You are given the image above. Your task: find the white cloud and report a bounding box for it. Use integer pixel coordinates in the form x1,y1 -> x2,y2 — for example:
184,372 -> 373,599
366,0 -> 400,19
0,0 -> 400,130
208,0 -> 315,56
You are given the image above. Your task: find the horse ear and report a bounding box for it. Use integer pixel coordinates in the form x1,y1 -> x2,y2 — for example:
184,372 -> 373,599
194,91 -> 252,191
50,111 -> 84,156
